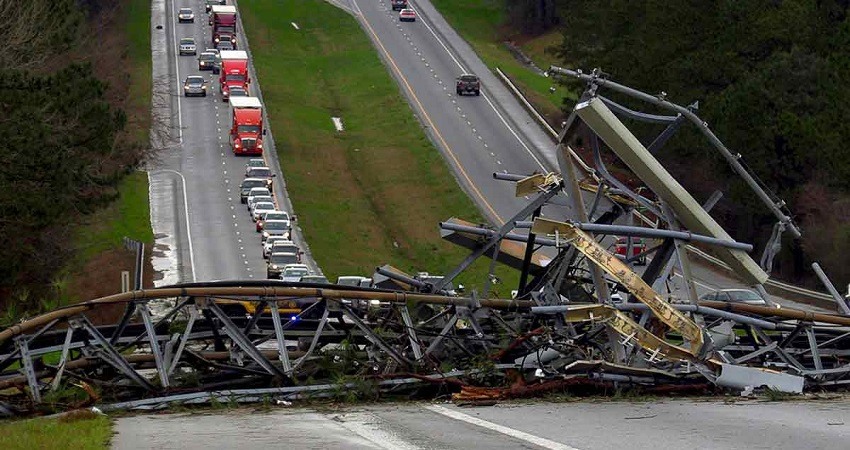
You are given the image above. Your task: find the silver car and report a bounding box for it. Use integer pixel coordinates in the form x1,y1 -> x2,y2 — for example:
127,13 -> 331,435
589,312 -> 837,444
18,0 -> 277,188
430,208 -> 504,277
178,7 -> 194,23
179,37 -> 196,56
240,178 -> 267,203
183,75 -> 207,97
280,264 -> 310,282
267,253 -> 299,278
263,236 -> 293,258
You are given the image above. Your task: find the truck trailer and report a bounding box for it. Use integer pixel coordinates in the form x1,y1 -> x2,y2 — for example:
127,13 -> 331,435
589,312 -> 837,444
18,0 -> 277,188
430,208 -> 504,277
218,50 -> 249,102
210,5 -> 238,48
229,96 -> 265,155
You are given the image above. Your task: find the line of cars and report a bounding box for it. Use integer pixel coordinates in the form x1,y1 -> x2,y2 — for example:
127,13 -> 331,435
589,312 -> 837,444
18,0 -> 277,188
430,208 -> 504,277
178,3 -> 250,101
173,1 -> 321,282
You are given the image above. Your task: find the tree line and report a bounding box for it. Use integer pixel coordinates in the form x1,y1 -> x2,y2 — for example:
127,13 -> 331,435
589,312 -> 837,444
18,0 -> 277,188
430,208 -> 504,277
0,0 -> 145,303
507,0 -> 850,287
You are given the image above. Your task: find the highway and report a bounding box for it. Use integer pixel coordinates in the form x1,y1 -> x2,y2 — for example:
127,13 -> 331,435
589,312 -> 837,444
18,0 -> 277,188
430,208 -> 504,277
113,400 -> 850,449
148,0 -> 318,286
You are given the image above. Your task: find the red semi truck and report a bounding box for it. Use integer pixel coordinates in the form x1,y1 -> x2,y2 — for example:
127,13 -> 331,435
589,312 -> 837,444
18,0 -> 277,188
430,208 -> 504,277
210,5 -> 238,48
218,50 -> 249,102
229,96 -> 265,155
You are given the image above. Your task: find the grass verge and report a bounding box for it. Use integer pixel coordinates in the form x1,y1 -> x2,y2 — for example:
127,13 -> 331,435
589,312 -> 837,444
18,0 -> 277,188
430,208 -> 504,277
0,414 -> 111,450
241,0 -> 517,294
73,172 -> 154,262
428,0 -> 573,125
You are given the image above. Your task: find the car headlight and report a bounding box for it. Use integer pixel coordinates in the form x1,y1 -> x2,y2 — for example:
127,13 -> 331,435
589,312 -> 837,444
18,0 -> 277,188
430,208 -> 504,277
262,231 -> 269,238
215,37 -> 220,43
202,86 -> 206,89
271,265 -> 278,269
258,143 -> 263,148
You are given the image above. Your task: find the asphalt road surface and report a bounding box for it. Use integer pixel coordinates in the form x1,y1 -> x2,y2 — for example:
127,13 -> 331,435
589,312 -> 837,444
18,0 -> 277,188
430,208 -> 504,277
148,0 -> 318,286
113,400 -> 850,449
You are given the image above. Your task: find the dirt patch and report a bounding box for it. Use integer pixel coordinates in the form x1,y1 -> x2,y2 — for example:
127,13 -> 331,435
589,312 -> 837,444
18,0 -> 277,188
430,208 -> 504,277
66,247 -> 155,325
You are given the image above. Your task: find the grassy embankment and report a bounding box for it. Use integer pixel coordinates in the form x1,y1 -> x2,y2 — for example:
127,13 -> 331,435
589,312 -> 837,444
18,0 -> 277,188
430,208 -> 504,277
63,0 -> 154,304
241,0 -> 518,293
429,0 -> 573,126
0,414 -> 112,450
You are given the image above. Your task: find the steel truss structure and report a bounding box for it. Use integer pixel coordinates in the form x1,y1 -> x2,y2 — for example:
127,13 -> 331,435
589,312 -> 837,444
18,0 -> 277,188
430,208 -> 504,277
3,69 -> 850,415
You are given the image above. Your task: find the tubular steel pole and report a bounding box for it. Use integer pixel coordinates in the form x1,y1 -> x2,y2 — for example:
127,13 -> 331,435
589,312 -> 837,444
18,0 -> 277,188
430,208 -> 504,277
0,285 -> 535,346
514,221 -> 752,251
549,66 -> 800,238
518,207 -> 542,295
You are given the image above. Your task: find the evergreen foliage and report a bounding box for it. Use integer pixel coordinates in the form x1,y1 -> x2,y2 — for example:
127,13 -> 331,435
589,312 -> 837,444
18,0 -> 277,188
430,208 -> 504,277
551,0 -> 850,283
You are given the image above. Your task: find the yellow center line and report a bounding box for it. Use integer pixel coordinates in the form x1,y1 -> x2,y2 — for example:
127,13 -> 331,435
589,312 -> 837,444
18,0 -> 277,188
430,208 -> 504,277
357,10 -> 504,225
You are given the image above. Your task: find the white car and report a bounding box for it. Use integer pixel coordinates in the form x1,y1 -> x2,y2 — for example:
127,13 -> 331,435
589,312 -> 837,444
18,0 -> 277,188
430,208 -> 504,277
268,241 -> 299,259
178,7 -> 194,23
260,210 -> 290,225
263,237 -> 293,258
248,196 -> 273,213
261,220 -> 292,241
399,8 -> 416,22
251,201 -> 276,221
337,276 -> 372,288
280,264 -> 311,282
179,37 -> 196,56
246,187 -> 272,209
256,210 -> 290,233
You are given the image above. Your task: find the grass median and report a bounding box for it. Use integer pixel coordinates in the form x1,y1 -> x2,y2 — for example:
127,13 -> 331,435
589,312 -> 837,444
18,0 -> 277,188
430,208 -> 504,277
240,0 -> 518,294
0,414 -> 111,450
428,0 -> 574,125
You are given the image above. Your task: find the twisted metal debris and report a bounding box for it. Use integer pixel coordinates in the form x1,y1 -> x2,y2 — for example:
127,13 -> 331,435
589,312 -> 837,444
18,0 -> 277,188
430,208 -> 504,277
3,69 -> 850,415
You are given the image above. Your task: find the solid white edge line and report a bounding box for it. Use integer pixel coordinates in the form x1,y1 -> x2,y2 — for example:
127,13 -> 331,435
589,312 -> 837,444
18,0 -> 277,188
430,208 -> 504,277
155,169 -> 197,282
333,412 -> 421,450
170,0 -> 183,143
411,4 -> 546,171
424,405 -> 581,450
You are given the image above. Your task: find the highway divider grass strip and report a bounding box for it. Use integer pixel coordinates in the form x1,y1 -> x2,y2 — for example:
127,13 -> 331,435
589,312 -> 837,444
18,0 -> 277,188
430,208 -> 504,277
240,0 -> 518,293
0,414 -> 111,450
427,0 -> 574,124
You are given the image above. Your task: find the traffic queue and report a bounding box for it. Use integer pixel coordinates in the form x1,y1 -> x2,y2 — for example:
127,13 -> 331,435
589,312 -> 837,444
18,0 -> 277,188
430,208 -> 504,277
177,1 -> 309,280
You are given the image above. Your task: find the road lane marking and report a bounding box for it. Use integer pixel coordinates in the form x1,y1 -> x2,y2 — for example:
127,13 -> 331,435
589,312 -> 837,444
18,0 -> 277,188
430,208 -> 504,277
332,412 -> 421,450
353,0 -> 503,223
424,405 -> 580,450
152,169 -> 197,282
169,0 -> 183,144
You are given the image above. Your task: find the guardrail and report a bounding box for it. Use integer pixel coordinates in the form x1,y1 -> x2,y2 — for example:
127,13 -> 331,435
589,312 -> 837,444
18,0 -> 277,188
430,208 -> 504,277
493,67 -> 833,304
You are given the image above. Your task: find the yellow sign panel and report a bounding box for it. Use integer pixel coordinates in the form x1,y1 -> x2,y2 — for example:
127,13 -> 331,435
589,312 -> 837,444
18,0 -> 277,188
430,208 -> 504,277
532,217 -> 705,355
515,173 -> 560,197
564,304 -> 696,361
